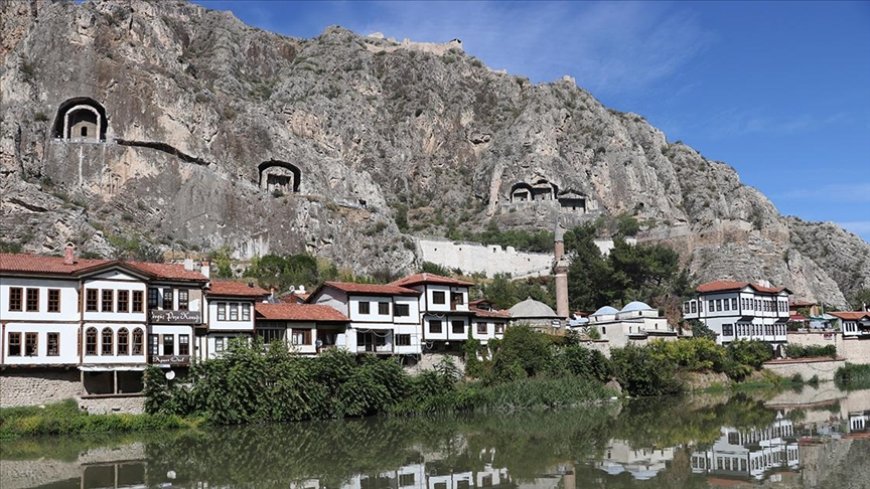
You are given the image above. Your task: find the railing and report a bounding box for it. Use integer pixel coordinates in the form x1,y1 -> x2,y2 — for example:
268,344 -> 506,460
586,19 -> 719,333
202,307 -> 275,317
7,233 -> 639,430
148,310 -> 201,324
356,344 -> 393,354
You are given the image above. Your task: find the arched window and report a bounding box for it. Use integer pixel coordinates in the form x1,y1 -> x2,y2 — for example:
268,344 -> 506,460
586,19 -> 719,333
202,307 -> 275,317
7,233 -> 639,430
85,327 -> 98,355
258,160 -> 301,193
52,97 -> 108,142
101,328 -> 114,355
117,328 -> 129,355
132,328 -> 144,355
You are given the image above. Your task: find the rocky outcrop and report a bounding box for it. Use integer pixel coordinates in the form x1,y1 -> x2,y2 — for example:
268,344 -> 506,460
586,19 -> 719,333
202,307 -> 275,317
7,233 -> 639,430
1,0 -> 867,305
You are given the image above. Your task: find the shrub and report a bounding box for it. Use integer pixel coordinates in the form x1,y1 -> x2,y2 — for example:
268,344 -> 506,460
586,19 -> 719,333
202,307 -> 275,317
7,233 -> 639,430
785,344 -> 837,358
727,340 -> 773,370
611,344 -> 682,397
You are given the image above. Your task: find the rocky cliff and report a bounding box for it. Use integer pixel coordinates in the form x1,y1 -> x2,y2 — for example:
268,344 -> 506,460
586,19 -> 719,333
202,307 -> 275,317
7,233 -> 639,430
2,0 -> 867,307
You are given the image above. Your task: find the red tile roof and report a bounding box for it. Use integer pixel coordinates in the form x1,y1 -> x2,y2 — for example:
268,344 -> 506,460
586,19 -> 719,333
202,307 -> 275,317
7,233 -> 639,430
208,280 -> 269,297
391,273 -> 474,287
789,314 -> 808,321
320,281 -> 420,296
697,280 -> 789,294
471,307 -> 511,319
126,261 -> 208,282
0,253 -> 111,275
830,311 -> 870,321
255,303 -> 348,322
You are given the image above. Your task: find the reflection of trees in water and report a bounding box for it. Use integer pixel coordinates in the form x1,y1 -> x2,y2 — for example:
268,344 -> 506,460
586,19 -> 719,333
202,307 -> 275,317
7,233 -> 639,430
3,392 -> 847,489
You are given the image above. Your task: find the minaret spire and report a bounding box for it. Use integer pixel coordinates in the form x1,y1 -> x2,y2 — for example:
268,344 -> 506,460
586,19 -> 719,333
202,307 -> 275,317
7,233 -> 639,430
553,220 -> 569,319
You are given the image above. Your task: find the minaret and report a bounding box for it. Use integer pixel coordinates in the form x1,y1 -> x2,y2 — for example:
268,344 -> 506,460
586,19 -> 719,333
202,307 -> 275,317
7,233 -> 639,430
554,223 -> 570,319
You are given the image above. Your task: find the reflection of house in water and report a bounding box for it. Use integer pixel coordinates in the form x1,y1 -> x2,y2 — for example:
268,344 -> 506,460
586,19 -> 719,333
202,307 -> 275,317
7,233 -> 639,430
335,453 -> 511,489
849,411 -> 868,433
691,414 -> 799,480
594,440 -> 676,480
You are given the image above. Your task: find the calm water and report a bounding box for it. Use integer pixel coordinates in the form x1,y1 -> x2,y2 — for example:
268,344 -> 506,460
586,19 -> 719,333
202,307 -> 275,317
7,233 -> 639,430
2,386 -> 869,489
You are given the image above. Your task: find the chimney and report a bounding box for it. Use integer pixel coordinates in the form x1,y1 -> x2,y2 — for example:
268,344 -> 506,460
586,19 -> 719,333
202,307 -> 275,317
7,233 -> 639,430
200,262 -> 210,279
298,285 -> 306,294
63,243 -> 76,265
183,258 -> 194,271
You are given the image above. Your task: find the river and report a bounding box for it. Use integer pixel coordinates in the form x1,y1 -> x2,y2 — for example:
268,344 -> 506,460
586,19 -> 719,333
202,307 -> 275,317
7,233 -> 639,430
2,385 -> 869,489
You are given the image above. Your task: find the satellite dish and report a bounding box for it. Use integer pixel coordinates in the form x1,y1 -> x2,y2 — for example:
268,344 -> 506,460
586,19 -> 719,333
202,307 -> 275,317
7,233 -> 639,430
167,470 -> 177,479
165,370 -> 176,381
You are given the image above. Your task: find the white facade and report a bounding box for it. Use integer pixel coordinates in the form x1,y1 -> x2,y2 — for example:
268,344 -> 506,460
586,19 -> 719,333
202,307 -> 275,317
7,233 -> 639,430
586,303 -> 677,348
683,283 -> 790,347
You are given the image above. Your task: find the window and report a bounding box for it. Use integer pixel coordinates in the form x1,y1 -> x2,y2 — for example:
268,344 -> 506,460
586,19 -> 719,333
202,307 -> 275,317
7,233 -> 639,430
378,302 -> 390,315
85,328 -> 97,355
163,334 -> 175,355
179,335 -> 190,355
217,303 -> 226,321
395,334 -> 411,346
395,303 -> 410,317
450,292 -> 464,307
101,289 -> 113,312
47,333 -> 59,356
258,328 -> 285,344
9,287 -> 22,311
147,288 -> 159,308
48,289 -> 61,312
7,332 -> 21,356
731,298 -> 738,310
477,322 -> 487,334
162,288 -> 173,310
178,289 -> 189,310
132,290 -> 144,312
495,323 -> 504,334
117,290 -> 129,313
691,301 -> 697,314
24,332 -> 38,356
429,320 -> 443,334
101,328 -> 113,355
722,324 -> 734,336
708,300 -> 714,312
148,334 -> 159,356
26,288 -> 39,312
229,303 -> 239,321
214,336 -> 226,353
451,320 -> 465,334
358,301 -> 370,314
132,329 -> 144,355
399,474 -> 415,487
241,303 -> 250,321
291,329 -> 312,345
433,291 -> 446,304
117,328 -> 129,355
715,300 -> 722,312
683,302 -> 690,314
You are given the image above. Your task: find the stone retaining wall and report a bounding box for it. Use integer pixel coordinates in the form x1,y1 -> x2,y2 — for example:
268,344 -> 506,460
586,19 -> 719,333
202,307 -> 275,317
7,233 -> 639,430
786,332 -> 870,365
0,369 -> 81,407
762,357 -> 846,382
78,395 -> 145,415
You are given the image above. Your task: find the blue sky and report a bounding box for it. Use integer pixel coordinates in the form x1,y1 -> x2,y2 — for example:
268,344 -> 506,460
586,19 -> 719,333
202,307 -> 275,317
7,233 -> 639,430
196,1 -> 870,241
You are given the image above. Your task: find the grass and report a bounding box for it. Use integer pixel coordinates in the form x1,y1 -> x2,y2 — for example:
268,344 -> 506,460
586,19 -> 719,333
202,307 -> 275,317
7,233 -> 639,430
0,400 -> 195,440
835,363 -> 870,391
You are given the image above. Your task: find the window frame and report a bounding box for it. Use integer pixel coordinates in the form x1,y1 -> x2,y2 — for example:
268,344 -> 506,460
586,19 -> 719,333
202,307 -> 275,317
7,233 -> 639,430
24,332 -> 38,356
429,320 -> 443,334
162,288 -> 174,310
358,301 -> 370,315
179,334 -> 190,355
378,301 -> 390,315
26,288 -> 39,312
8,287 -> 23,311
101,328 -> 114,355
229,303 -> 239,321
117,328 -> 129,355
394,303 -> 410,317
395,334 -> 411,346
47,332 -> 60,356
8,332 -> 22,356
178,289 -> 189,311
291,329 -> 312,345
132,290 -> 144,313
451,320 -> 465,334
132,328 -> 144,355
241,303 -> 251,321
432,291 -> 446,305
217,303 -> 226,321
163,334 -> 175,355
47,289 -> 61,313
147,288 -> 159,309
85,328 -> 98,355
117,290 -> 129,313
101,289 -> 114,312
476,322 -> 488,335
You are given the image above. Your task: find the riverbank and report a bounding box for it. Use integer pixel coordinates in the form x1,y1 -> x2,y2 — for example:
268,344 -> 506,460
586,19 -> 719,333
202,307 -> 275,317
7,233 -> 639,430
0,400 -> 195,440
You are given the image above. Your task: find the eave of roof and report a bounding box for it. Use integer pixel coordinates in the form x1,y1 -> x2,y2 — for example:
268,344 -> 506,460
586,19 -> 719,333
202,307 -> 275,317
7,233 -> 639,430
390,272 -> 474,287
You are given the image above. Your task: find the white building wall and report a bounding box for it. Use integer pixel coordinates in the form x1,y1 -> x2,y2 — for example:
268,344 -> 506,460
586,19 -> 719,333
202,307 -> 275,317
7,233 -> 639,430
81,323 -> 147,364
0,277 -> 81,322
82,278 -> 147,323
207,299 -> 255,331
2,323 -> 79,365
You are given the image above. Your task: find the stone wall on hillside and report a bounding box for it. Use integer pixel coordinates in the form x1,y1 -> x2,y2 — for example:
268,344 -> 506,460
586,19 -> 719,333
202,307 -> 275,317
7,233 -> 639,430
0,369 -> 81,407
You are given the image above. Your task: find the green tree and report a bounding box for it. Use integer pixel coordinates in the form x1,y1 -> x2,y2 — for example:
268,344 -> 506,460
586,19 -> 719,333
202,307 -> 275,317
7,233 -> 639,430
849,287 -> 870,311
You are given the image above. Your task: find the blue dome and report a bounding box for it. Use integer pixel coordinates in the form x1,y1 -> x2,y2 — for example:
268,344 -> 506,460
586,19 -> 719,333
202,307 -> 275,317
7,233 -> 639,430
620,301 -> 654,313
591,306 -> 619,316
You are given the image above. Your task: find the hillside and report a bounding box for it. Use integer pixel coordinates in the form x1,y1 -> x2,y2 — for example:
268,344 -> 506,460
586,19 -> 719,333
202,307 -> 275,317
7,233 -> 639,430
1,0 -> 868,307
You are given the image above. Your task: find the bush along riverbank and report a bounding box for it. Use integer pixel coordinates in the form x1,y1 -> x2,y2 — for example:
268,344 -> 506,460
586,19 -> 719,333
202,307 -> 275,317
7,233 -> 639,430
835,363 -> 870,391
0,400 -> 193,440
143,326 -> 783,425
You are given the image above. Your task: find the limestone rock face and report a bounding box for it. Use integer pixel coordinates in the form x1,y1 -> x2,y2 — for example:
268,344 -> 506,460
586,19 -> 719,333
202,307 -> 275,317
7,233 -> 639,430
1,0 -> 867,306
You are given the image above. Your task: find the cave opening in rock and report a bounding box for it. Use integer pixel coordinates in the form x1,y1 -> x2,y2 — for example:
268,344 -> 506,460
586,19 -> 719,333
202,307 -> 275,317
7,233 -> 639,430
258,160 -> 301,194
52,97 -> 108,142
